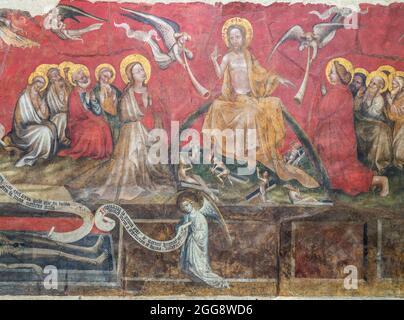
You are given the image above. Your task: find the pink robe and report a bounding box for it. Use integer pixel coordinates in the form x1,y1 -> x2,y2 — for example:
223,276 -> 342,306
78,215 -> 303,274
313,84 -> 373,196
58,88 -> 113,160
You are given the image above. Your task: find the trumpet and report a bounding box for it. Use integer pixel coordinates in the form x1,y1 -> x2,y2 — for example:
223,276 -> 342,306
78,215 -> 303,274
183,51 -> 210,99
294,46 -> 311,105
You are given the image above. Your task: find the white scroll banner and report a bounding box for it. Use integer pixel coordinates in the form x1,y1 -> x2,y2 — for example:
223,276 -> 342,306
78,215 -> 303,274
0,173 -> 93,243
94,204 -> 190,252
0,173 -> 189,252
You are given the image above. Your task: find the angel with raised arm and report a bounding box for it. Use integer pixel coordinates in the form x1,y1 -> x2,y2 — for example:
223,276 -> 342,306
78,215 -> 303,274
43,5 -> 106,41
176,190 -> 231,289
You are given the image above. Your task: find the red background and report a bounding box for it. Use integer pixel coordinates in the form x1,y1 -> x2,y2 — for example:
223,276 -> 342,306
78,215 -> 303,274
0,0 -> 403,147
0,1 -> 403,232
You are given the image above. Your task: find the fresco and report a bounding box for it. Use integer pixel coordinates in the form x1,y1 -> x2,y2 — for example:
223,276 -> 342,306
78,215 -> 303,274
0,0 -> 403,298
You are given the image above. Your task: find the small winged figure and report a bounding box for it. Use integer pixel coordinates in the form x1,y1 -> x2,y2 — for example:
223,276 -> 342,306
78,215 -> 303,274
0,9 -> 39,49
176,190 -> 231,288
43,5 -> 107,41
268,22 -> 346,63
309,6 -> 368,21
115,8 -> 193,69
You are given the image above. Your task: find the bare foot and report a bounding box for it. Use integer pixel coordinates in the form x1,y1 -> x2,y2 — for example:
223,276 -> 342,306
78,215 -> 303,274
61,138 -> 71,146
379,176 -> 389,197
372,176 -> 389,197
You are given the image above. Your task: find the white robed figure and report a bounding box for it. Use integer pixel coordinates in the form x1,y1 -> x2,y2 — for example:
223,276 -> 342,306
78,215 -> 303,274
43,63 -> 72,146
11,72 -> 57,167
176,191 -> 232,289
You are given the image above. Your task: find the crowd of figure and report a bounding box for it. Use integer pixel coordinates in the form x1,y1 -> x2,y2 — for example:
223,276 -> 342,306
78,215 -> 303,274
311,58 -> 404,197
5,55 -> 173,201
4,22 -> 404,201
349,65 -> 404,174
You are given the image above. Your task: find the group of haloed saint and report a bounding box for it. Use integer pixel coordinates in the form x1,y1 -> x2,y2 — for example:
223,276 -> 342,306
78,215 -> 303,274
5,56 -> 175,202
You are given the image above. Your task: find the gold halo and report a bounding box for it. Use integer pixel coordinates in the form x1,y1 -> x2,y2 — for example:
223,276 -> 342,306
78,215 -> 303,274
58,61 -> 76,79
353,67 -> 369,78
120,54 -> 151,84
67,64 -> 90,87
28,70 -> 48,91
35,64 -> 59,78
95,63 -> 116,83
377,65 -> 396,76
366,70 -> 389,93
222,17 -> 253,48
388,70 -> 404,92
325,57 -> 353,84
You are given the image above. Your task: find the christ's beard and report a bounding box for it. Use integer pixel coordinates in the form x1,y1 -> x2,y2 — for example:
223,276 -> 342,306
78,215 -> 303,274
231,44 -> 243,52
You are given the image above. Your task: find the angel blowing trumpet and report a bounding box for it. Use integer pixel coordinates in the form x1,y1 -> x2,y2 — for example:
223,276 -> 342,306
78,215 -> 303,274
267,6 -> 366,104
115,8 -> 210,98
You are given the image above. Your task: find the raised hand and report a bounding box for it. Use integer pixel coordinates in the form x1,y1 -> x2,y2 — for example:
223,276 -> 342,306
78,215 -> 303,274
210,45 -> 219,61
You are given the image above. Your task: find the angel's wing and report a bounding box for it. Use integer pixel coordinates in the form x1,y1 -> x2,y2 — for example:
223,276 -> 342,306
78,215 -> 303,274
199,192 -> 232,245
57,5 -> 107,23
121,8 -> 179,50
267,25 -> 306,62
312,22 -> 345,48
0,21 -> 39,48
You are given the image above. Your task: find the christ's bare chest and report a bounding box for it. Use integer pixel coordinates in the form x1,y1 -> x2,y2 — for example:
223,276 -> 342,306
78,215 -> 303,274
227,53 -> 251,94
228,54 -> 248,73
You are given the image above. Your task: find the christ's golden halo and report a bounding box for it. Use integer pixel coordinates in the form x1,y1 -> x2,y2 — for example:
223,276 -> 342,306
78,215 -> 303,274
222,17 -> 253,48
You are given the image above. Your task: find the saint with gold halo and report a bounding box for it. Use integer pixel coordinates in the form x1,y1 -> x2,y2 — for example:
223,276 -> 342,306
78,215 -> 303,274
202,17 -> 319,189
58,63 -> 113,160
10,69 -> 58,167
386,71 -> 404,168
39,63 -> 73,147
89,63 -> 122,144
355,69 -> 393,173
312,57 -> 389,196
68,54 -> 174,202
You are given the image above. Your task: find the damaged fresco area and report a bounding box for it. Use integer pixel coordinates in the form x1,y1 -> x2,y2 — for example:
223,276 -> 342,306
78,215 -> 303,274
0,0 -> 403,297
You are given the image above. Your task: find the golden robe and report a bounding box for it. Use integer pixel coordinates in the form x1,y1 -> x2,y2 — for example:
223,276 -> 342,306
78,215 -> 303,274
202,50 -> 319,188
387,92 -> 404,168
